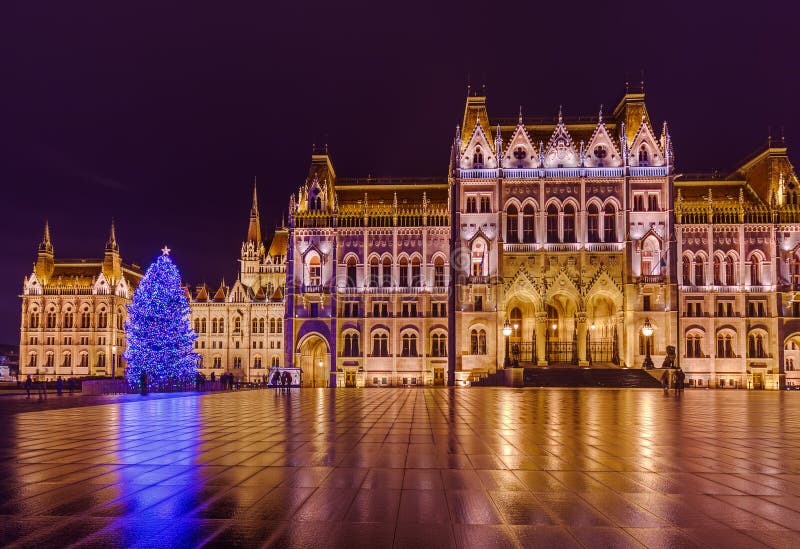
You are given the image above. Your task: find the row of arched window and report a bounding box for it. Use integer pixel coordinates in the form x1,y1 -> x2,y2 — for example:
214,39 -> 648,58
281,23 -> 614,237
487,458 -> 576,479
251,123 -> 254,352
343,255 -> 446,288
193,317 -> 282,335
28,306 -> 123,330
682,252 -> 765,286
505,203 -> 617,244
27,351 -> 97,370
338,330 -> 448,358
682,331 -> 768,359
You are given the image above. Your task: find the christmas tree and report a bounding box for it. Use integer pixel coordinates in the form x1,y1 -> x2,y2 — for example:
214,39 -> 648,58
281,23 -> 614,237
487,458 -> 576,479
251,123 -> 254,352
124,247 -> 198,391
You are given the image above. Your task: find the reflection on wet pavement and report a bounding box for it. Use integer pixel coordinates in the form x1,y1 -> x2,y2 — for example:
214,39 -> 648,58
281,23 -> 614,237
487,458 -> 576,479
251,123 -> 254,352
1,388 -> 799,547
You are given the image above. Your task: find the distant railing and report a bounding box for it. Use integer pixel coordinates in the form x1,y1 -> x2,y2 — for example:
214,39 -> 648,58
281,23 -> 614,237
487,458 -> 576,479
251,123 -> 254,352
640,275 -> 664,284
504,243 -> 538,253
585,243 -> 622,252
586,167 -> 624,178
467,276 -> 490,284
502,169 -> 539,179
543,243 -> 581,252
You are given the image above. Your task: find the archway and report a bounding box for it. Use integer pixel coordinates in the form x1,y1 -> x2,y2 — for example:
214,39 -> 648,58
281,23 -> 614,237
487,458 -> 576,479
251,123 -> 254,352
297,334 -> 329,388
544,293 -> 579,364
586,294 -> 618,364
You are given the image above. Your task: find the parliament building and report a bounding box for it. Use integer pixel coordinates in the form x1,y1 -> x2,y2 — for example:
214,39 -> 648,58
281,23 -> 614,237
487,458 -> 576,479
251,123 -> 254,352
19,87 -> 800,389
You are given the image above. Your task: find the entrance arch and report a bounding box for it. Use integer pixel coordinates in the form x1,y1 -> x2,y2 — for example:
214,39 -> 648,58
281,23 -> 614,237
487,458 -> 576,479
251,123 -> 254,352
297,333 -> 330,387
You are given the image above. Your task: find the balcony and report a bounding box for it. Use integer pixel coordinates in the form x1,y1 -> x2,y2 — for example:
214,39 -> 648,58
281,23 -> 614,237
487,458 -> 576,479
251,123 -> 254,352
502,168 -> 539,179
585,242 -> 623,252
459,168 -> 499,179
640,275 -> 664,284
543,243 -> 581,252
504,243 -> 538,253
629,166 -> 668,177
586,167 -> 624,178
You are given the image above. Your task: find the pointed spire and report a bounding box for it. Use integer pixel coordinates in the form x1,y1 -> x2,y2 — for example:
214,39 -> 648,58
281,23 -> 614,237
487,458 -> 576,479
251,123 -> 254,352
557,105 -> 563,125
518,106 -> 523,125
106,219 -> 118,251
598,104 -> 603,124
247,177 -> 262,244
39,220 -> 53,254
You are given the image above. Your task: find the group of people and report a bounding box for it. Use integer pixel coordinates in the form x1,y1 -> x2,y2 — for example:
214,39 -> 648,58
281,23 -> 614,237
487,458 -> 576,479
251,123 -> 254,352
271,370 -> 293,392
662,367 -> 686,395
24,375 -> 75,399
218,371 -> 238,391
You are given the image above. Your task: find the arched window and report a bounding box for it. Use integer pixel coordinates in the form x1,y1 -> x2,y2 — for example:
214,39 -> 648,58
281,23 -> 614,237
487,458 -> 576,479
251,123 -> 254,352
434,256 -> 445,287
98,310 -> 108,329
79,352 -> 88,368
96,352 -> 106,369
218,318 -> 224,333
638,145 -> 649,165
470,329 -> 487,355
372,332 -> 389,357
522,204 -> 535,243
431,333 -> 447,357
546,204 -> 559,243
63,352 -> 72,369
253,357 -> 262,369
717,333 -> 734,358
587,204 -> 600,243
401,333 -> 418,357
603,204 -> 616,242
194,318 -> 200,333
411,257 -> 421,287
252,318 -> 259,333
369,257 -> 380,287
381,257 -> 392,287
116,310 -> 124,330
473,146 -> 484,168
271,356 -> 280,367
259,318 -> 265,333
682,256 -> 691,284
506,205 -> 519,243
81,308 -> 91,329
694,257 -> 705,286
346,256 -> 358,288
725,256 -> 736,286
201,318 -> 207,333
748,333 -> 766,358
233,317 -> 241,333
63,309 -> 74,329
749,254 -> 761,286
563,204 -> 576,243
479,330 -> 487,355
308,255 -> 321,287
510,308 -> 522,337
343,332 -> 360,357
686,334 -> 703,358
30,310 -> 40,329
46,309 -> 57,329
269,318 -> 276,333
398,257 -> 409,287
713,256 -> 722,286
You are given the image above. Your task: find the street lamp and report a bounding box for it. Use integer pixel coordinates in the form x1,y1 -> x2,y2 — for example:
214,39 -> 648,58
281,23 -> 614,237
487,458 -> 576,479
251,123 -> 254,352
111,344 -> 117,379
641,318 -> 654,369
502,319 -> 512,367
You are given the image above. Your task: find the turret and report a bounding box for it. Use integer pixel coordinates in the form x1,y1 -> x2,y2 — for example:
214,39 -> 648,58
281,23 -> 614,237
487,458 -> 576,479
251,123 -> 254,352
102,219 -> 122,283
240,179 -> 265,289
34,221 -> 54,282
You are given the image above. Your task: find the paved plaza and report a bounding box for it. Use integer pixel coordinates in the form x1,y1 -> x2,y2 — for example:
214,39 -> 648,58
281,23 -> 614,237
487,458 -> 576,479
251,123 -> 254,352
1,388 -> 800,548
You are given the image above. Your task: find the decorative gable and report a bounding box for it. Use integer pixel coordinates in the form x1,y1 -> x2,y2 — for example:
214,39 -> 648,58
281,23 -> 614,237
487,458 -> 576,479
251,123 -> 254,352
460,121 -> 496,170
629,119 -> 665,167
543,113 -> 579,168
93,272 -> 110,295
585,114 -> 623,168
502,121 -> 539,169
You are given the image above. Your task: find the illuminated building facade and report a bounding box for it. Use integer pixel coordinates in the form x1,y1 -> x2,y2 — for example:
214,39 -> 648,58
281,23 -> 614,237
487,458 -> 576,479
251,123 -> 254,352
19,222 -> 142,378
19,89 -> 800,389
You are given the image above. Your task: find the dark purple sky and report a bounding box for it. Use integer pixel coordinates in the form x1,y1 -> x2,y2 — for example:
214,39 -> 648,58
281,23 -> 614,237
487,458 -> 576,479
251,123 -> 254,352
1,1 -> 797,343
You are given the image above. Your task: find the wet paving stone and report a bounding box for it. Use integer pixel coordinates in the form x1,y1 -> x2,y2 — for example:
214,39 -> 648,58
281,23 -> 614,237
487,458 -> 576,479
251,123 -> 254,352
1,387 -> 799,547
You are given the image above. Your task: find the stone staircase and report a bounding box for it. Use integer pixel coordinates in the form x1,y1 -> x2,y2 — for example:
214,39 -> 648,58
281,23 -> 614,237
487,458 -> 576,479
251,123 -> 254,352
522,367 -> 664,388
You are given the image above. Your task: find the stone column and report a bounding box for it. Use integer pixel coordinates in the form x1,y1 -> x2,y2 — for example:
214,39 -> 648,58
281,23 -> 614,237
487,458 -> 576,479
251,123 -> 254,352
577,312 -> 588,366
617,311 -> 626,367
535,312 -> 547,366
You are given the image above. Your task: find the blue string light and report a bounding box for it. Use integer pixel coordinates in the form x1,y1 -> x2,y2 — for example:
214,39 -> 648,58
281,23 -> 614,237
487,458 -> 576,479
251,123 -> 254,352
124,249 -> 198,391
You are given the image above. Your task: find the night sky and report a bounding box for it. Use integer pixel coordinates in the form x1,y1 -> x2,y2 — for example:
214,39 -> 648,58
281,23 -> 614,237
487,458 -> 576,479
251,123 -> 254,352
1,1 -> 797,344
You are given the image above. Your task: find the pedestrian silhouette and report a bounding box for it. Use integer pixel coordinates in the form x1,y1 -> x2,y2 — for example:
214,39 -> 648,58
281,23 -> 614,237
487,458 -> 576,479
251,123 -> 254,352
25,375 -> 32,398
56,376 -> 63,396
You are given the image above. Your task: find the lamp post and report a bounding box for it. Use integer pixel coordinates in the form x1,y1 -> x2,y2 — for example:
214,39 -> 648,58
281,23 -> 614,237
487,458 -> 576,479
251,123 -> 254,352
502,319 -> 512,368
641,318 -> 654,369
111,344 -> 117,379
317,359 -> 323,388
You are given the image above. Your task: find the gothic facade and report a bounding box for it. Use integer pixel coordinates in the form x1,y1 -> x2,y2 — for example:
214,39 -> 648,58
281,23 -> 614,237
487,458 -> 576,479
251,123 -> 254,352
19,222 -> 142,378
19,88 -> 800,390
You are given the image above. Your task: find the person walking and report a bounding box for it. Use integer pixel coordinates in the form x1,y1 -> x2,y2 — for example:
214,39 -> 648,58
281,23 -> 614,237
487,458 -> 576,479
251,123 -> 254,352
675,368 -> 685,395
661,370 -> 670,395
56,376 -> 63,396
25,375 -> 32,398
38,378 -> 47,400
68,377 -> 75,394
272,370 -> 280,389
